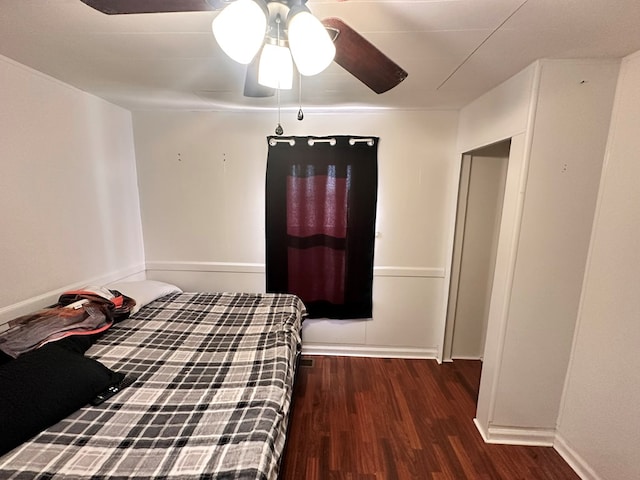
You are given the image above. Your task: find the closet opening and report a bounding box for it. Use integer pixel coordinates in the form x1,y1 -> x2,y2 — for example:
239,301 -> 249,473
443,139 -> 511,397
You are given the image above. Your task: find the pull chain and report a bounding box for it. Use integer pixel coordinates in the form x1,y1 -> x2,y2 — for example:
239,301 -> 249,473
297,72 -> 304,121
274,14 -> 284,136
275,86 -> 283,135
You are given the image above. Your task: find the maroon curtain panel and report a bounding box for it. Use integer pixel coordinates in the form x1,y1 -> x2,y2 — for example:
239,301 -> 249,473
266,136 -> 378,319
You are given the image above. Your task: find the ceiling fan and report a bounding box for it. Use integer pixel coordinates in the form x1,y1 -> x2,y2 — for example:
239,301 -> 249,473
80,0 -> 408,98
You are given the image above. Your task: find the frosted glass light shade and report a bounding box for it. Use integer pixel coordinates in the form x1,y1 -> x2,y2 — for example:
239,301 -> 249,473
288,9 -> 336,76
258,43 -> 293,89
212,0 -> 267,65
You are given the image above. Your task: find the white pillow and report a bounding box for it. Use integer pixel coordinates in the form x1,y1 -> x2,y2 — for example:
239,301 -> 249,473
107,280 -> 183,314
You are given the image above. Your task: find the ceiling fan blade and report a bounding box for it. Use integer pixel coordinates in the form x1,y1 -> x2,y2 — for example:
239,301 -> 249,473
244,53 -> 275,98
80,0 -> 225,14
321,17 -> 407,94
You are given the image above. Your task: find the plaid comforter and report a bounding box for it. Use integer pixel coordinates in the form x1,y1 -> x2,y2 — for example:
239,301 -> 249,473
0,292 -> 305,480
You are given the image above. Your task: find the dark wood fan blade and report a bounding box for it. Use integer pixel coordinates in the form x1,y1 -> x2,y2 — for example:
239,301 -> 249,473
244,53 -> 275,98
80,0 -> 223,14
321,17 -> 407,94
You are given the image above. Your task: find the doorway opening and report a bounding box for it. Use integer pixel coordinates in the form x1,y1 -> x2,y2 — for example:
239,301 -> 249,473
443,140 -> 511,379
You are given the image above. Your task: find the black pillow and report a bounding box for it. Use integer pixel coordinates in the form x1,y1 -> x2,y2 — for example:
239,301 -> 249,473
0,342 -> 123,456
0,350 -> 12,367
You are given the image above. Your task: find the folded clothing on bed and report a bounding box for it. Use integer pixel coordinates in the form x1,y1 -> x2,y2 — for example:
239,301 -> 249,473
0,288 -> 135,358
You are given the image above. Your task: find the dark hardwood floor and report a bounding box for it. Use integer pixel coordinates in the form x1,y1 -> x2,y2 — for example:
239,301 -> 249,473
280,356 -> 579,480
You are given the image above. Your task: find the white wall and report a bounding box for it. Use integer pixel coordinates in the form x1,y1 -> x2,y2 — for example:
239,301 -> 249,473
454,64 -> 539,428
457,64 -> 536,153
132,109 -> 459,357
454,60 -> 619,445
450,144 -> 508,359
491,60 -> 619,432
555,50 -> 640,480
0,55 -> 145,325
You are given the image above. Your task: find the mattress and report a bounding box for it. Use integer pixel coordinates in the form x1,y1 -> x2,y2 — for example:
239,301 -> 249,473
0,291 -> 305,480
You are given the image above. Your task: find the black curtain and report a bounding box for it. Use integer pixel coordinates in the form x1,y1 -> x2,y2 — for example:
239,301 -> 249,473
265,135 -> 378,319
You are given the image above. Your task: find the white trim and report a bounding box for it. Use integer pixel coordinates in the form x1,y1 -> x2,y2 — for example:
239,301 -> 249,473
438,67 -> 540,363
483,61 -> 543,429
146,261 -> 445,278
0,263 -> 146,329
474,418 -> 491,442
554,434 -> 603,480
441,153 -> 473,362
474,420 -> 556,446
302,343 -> 439,359
373,266 -> 444,278
146,261 -> 265,274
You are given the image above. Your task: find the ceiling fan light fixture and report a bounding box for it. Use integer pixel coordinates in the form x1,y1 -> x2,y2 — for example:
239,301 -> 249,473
258,42 -> 293,90
212,0 -> 268,64
287,7 -> 336,76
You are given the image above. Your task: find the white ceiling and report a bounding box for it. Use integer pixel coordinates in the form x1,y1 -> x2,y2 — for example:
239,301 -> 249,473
1,0 -> 640,111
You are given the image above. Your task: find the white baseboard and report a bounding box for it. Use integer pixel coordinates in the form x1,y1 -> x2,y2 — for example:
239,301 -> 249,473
302,343 -> 439,359
473,419 -> 556,446
475,421 -> 602,480
0,263 -> 145,330
554,434 -> 603,480
474,418 -> 491,442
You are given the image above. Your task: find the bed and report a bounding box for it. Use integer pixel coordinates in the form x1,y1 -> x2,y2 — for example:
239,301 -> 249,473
0,284 -> 305,480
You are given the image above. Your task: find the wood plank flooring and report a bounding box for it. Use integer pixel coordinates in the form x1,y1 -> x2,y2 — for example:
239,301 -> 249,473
280,356 -> 579,480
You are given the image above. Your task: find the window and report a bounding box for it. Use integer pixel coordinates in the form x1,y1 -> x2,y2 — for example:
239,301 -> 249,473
265,136 -> 378,319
